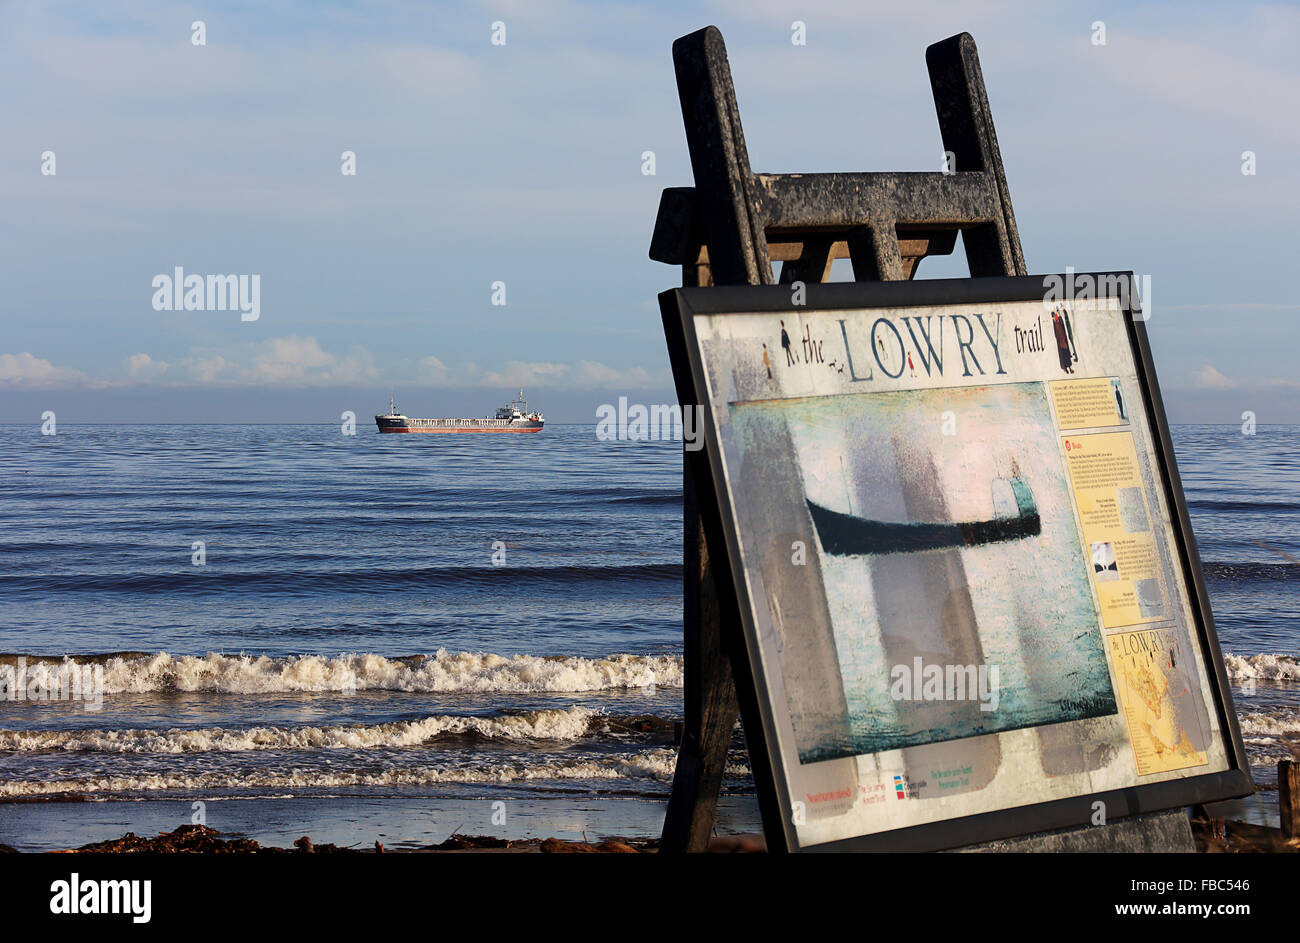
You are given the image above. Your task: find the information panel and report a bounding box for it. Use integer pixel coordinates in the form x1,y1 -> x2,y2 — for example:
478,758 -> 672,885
662,274 -> 1251,852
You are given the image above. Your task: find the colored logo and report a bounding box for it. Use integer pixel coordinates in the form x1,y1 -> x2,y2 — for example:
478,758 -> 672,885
893,775 -> 906,800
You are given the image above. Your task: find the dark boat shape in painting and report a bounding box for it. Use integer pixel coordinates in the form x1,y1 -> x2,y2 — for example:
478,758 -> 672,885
807,475 -> 1040,556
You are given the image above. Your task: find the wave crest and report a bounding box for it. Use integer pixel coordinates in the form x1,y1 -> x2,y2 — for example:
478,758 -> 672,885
75,650 -> 683,695
0,705 -> 605,754
1238,709 -> 1300,739
0,748 -> 696,797
1224,653 -> 1300,682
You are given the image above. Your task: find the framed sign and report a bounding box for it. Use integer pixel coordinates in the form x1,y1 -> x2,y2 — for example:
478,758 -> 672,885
660,273 -> 1252,852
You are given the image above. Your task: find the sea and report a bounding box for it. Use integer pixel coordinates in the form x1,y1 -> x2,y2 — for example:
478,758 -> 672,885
0,423 -> 1296,851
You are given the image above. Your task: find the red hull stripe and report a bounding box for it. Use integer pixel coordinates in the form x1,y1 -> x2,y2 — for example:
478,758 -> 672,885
377,427 -> 543,433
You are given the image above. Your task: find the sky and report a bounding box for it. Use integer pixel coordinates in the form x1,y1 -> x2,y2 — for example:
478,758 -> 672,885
1,0 -> 1297,423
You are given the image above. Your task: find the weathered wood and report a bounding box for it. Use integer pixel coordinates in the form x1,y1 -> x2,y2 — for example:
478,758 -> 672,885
649,187 -> 700,270
663,236 -> 955,269
652,185 -> 971,273
925,33 -> 1026,277
671,26 -> 772,287
1280,759 -> 1299,839
654,25 -> 1025,852
658,452 -> 740,852
660,26 -> 756,854
756,171 -> 1000,230
847,225 -> 905,282
778,235 -> 834,284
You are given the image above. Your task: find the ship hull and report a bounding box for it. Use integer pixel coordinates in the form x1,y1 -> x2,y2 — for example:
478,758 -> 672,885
375,418 -> 543,434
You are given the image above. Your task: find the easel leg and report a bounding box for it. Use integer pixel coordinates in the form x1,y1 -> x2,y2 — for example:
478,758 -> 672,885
660,451 -> 741,853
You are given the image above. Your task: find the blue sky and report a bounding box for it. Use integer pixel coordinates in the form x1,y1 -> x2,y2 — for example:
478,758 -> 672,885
2,0 -> 1297,422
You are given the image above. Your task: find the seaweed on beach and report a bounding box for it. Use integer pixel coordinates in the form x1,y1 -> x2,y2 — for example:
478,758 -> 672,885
74,824 -> 266,853
56,825 -> 661,853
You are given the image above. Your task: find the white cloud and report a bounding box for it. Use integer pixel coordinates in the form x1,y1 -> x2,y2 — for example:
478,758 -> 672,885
0,352 -> 92,389
178,336 -> 379,387
250,335 -> 336,383
327,346 -> 380,385
422,355 -> 450,381
125,352 -> 168,379
572,360 -> 656,387
479,360 -> 570,388
184,355 -> 232,384
470,359 -> 665,390
1195,364 -> 1237,390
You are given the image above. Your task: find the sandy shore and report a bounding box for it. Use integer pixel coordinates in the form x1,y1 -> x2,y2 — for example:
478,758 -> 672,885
2,823 -> 768,854
33,824 -> 660,854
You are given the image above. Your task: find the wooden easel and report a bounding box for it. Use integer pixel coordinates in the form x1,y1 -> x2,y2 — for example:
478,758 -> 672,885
650,26 -> 1027,852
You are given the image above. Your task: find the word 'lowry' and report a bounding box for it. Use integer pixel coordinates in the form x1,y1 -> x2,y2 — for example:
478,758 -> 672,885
835,312 -> 1005,381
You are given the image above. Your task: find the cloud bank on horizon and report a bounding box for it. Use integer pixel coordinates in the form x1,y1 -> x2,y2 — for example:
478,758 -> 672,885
1,0 -> 1297,422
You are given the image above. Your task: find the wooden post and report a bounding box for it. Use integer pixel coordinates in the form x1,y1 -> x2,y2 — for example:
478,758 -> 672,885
1280,759 -> 1299,839
656,449 -> 741,850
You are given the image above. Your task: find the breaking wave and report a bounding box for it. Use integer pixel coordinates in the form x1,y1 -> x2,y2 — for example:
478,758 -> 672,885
1237,709 -> 1300,740
0,705 -> 609,754
0,748 -> 755,798
1223,652 -> 1300,682
0,650 -> 683,695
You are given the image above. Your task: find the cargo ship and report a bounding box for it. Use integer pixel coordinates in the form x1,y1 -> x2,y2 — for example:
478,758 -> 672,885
374,389 -> 544,434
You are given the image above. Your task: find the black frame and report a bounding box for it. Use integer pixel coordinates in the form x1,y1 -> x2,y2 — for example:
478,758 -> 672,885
659,272 -> 1254,853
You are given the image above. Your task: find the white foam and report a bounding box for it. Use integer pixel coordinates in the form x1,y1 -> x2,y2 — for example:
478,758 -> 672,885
58,649 -> 1290,696
0,747 -> 728,797
1224,652 -> 1300,682
82,650 -> 682,695
0,705 -> 600,754
1237,709 -> 1300,740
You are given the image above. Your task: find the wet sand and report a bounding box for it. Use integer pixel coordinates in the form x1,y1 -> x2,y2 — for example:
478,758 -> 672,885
0,793 -> 763,853
4,823 -> 767,854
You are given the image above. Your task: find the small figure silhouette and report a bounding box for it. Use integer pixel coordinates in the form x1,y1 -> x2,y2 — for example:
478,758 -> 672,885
780,321 -> 794,366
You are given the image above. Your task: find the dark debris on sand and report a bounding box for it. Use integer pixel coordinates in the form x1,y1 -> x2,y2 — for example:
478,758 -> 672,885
420,833 -> 658,853
1190,812 -> 1299,853
424,834 -> 517,850
538,837 -> 648,853
70,825 -> 351,854
75,825 -> 265,853
57,825 -> 662,853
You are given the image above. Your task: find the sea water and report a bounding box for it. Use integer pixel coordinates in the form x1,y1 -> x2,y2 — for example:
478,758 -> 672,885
0,423 -> 1294,849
